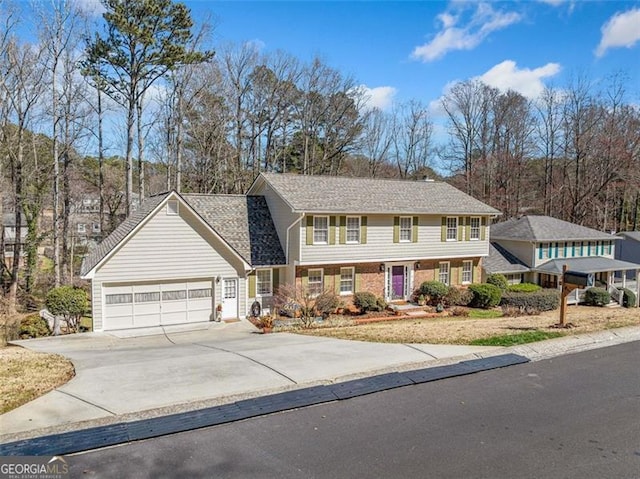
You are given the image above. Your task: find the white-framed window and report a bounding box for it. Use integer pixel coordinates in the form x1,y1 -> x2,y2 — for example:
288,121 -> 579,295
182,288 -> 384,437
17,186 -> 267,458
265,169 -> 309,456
340,267 -> 355,295
557,242 -> 565,258
400,216 -> 412,242
167,200 -> 179,215
135,292 -> 160,303
446,217 -> 458,241
162,289 -> 187,301
439,262 -> 450,285
540,243 -> 549,259
346,216 -> 360,243
224,279 -> 237,299
313,216 -> 329,244
505,274 -> 523,285
92,222 -> 101,233
462,260 -> 473,284
256,269 -> 273,296
308,269 -> 324,296
105,293 -> 132,305
77,223 -> 86,234
470,217 -> 481,240
188,288 -> 211,299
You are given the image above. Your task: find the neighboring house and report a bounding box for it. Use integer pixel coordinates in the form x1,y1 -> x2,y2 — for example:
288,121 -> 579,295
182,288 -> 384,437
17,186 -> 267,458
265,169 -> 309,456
1,213 -> 28,265
486,215 -> 640,304
616,231 -> 640,279
81,173 -> 500,332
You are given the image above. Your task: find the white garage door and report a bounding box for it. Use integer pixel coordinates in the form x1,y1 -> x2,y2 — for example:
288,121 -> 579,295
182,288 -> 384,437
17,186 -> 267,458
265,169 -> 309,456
103,280 -> 213,330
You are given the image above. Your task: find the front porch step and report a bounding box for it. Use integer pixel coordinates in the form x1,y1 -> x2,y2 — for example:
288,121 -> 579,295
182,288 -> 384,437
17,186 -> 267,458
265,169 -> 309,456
604,301 -> 621,308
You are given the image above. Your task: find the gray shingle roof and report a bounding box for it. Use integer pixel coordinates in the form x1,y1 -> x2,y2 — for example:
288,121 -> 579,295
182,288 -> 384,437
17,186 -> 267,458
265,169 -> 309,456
258,173 -> 501,215
182,194 -> 286,266
535,257 -> 640,275
81,193 -> 170,276
491,215 -> 616,242
618,231 -> 640,242
483,243 -> 530,275
81,193 -> 285,277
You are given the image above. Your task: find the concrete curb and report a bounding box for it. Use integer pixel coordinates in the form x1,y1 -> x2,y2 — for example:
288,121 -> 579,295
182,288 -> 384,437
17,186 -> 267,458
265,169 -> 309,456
0,353 -> 529,456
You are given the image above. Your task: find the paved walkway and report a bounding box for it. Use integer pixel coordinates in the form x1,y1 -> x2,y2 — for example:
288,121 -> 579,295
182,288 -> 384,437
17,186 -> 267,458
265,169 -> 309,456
2,321 -> 639,448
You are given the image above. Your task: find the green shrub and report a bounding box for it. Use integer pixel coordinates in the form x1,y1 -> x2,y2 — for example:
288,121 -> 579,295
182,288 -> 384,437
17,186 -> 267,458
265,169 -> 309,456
45,286 -> 89,333
620,288 -> 636,308
500,289 -> 560,312
507,283 -> 541,293
486,273 -> 509,291
376,297 -> 388,311
353,292 -> 384,313
419,281 -> 449,305
19,315 -> 50,339
584,287 -> 610,307
444,286 -> 473,306
468,283 -> 502,309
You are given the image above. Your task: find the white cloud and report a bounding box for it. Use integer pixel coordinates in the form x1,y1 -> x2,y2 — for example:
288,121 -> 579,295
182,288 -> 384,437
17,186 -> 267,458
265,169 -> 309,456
475,60 -> 561,99
411,3 -> 522,62
595,8 -> 640,57
357,85 -> 397,111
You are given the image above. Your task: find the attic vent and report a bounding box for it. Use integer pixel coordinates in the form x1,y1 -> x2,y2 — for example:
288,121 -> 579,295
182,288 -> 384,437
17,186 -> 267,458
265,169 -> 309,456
167,200 -> 179,215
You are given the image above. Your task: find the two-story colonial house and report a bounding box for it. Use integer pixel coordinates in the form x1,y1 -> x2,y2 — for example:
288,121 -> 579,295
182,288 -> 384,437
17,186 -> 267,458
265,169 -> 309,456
81,173 -> 500,332
485,215 -> 640,304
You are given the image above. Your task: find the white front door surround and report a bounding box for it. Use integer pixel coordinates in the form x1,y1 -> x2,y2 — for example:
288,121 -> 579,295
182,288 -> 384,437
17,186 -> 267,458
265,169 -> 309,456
384,262 -> 415,302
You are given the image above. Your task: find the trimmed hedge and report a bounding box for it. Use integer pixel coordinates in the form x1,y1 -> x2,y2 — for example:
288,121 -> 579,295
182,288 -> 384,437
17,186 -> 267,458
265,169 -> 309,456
500,289 -> 560,312
445,286 -> 474,307
419,281 -> 449,305
507,283 -> 541,293
621,288 -> 637,308
486,273 -> 509,291
584,287 -> 610,307
45,286 -> 89,333
353,292 -> 385,313
468,283 -> 502,309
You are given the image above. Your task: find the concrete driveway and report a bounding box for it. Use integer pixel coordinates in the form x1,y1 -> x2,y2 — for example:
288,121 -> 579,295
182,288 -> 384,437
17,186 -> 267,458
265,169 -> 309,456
0,321 -> 495,438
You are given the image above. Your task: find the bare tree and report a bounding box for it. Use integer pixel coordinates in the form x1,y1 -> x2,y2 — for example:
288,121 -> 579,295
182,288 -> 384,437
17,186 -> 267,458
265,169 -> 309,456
390,100 -> 433,179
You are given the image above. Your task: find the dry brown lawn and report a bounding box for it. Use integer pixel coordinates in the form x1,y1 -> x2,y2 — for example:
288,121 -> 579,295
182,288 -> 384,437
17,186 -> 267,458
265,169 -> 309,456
297,306 -> 640,344
0,346 -> 75,414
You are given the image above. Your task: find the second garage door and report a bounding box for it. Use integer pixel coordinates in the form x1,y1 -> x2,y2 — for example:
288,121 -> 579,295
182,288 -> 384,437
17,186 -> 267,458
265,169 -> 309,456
103,280 -> 214,330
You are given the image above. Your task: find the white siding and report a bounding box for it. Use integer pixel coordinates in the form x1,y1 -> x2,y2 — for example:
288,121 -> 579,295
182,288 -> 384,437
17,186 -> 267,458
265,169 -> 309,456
301,215 -> 489,264
92,205 -> 247,330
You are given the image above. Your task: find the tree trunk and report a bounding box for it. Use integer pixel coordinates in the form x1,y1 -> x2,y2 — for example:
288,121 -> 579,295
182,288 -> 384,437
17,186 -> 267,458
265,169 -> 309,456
136,93 -> 145,204
125,96 -> 135,216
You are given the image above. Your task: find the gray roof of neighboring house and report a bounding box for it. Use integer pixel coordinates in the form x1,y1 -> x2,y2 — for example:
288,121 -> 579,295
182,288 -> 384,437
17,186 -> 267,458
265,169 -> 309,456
182,194 -> 286,267
258,172 -> 501,215
490,215 -> 616,242
618,231 -> 640,242
81,193 -> 286,276
535,257 -> 640,275
483,243 -> 530,275
81,193 -> 170,276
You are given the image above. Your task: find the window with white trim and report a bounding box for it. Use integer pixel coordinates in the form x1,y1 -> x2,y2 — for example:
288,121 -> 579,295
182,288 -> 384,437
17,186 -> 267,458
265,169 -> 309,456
167,200 -> 179,215
106,293 -> 132,305
399,216 -> 412,242
92,222 -> 101,233
346,217 -> 360,243
557,242 -> 565,258
256,269 -> 273,296
308,269 -> 324,296
462,261 -> 473,284
135,292 -> 160,303
224,279 -> 237,299
540,243 -> 549,259
313,216 -> 329,244
470,217 -> 480,240
439,262 -> 450,285
446,217 -> 457,241
77,223 -> 86,234
340,267 -> 355,295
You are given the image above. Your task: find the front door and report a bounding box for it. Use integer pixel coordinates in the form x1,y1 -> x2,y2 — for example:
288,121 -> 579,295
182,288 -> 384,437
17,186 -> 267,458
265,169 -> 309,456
222,278 -> 238,319
391,266 -> 405,300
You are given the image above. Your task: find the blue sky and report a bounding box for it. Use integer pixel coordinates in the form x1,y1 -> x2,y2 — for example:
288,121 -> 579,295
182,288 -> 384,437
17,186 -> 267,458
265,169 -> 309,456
183,0 -> 640,110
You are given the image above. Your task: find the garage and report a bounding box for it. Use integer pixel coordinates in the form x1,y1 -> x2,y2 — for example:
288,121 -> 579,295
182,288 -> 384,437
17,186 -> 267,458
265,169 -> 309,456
103,280 -> 214,330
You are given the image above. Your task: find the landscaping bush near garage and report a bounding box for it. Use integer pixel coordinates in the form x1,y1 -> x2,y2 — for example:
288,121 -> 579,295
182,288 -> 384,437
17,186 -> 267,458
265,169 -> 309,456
468,283 -> 502,309
444,286 -> 473,307
418,281 -> 449,305
584,287 -> 611,307
500,289 -> 560,314
620,288 -> 637,308
507,283 -> 541,293
19,314 -> 51,339
486,273 -> 509,291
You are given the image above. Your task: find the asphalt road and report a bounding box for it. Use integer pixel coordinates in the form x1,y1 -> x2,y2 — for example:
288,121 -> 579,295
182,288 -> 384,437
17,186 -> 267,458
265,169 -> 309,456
70,341 -> 640,479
